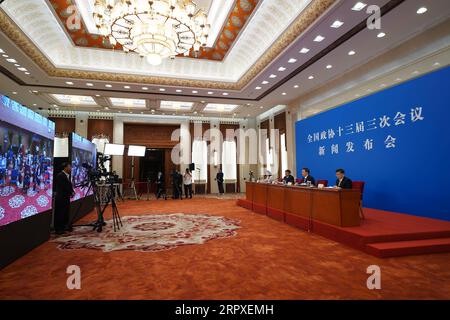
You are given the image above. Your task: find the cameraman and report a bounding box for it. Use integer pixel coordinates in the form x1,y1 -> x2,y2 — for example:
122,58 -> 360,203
54,162 -> 74,234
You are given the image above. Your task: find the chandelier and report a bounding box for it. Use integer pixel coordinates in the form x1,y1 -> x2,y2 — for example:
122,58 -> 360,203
93,0 -> 210,65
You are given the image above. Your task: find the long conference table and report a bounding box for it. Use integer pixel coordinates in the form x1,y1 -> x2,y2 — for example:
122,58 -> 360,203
244,182 -> 361,227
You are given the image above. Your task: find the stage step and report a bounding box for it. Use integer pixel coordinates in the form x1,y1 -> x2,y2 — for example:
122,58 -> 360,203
365,237 -> 450,258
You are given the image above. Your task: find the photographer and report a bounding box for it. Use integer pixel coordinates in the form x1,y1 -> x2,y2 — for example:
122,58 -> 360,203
54,162 -> 74,234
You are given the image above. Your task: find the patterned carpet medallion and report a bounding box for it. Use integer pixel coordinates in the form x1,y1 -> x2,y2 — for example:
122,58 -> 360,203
52,214 -> 240,252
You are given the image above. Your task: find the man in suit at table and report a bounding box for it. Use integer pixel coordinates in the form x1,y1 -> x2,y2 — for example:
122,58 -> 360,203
335,168 -> 352,189
299,167 -> 315,186
282,169 -> 295,184
53,162 -> 74,234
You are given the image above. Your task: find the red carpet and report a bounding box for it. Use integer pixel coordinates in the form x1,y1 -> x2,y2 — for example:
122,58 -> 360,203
1,198 -> 450,299
238,199 -> 450,258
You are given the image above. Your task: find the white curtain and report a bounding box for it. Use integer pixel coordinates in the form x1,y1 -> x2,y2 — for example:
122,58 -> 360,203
281,133 -> 288,175
192,140 -> 208,182
222,140 -> 237,181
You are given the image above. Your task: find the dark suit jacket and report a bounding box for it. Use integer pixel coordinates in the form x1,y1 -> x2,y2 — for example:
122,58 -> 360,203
283,175 -> 295,184
54,171 -> 74,200
300,175 -> 316,186
336,176 -> 352,189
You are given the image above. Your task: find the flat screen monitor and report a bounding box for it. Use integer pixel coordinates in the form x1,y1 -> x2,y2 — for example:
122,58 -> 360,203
104,143 -> 125,156
0,95 -> 55,227
127,145 -> 146,157
70,133 -> 96,202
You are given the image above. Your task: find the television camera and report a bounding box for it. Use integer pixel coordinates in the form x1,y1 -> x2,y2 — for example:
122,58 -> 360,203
68,153 -> 122,233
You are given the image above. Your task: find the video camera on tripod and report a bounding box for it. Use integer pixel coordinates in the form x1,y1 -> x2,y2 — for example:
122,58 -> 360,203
68,153 -> 123,233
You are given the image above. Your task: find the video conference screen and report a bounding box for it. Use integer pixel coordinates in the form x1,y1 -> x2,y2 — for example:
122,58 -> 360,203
0,95 -> 55,227
70,133 -> 96,202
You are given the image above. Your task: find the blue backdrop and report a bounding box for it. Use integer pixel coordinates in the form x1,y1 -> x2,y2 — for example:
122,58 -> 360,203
295,66 -> 450,221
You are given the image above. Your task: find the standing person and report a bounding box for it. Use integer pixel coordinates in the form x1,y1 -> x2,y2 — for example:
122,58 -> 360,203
54,162 -> 74,234
183,168 -> 193,199
216,169 -> 224,195
171,169 -> 182,200
156,171 -> 166,199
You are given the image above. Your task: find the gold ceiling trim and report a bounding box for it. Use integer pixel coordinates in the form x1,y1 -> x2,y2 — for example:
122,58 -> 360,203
0,0 -> 336,91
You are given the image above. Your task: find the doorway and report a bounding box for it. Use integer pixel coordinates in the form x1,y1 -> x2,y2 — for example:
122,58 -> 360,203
139,148 -> 165,183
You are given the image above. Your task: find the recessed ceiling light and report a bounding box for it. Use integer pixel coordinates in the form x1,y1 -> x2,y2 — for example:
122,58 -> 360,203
6,58 -> 17,63
281,93 -> 287,96
159,88 -> 166,92
278,66 -> 286,72
141,112 -> 144,114
348,50 -> 356,56
308,75 -> 314,80
269,74 -> 277,78
262,81 -> 269,85
192,90 -> 198,93
18,67 -> 28,72
288,58 -> 297,63
105,84 -> 112,88
331,20 -> 344,28
25,72 -> 30,75
12,92 -> 17,95
0,49 -> 4,53
417,7 -> 427,14
294,85 -> 299,88
31,90 -> 38,93
207,91 -> 214,94
222,92 -> 229,96
193,111 -> 198,114
314,35 -> 325,42
86,83 -> 94,87
352,2 -> 367,11
412,70 -> 420,75
96,110 -> 100,112
433,62 -> 440,67
299,48 -> 310,54
142,87 -> 149,90
14,64 -> 20,67
176,89 -> 182,92
255,86 -> 262,90
104,107 -> 109,110
2,54 -> 8,58
326,65 -> 333,69
95,94 -> 101,97
201,100 -> 205,103
377,32 -> 386,38
32,103 -> 37,106
65,81 -> 74,85
395,78 -> 402,82
124,85 -> 131,89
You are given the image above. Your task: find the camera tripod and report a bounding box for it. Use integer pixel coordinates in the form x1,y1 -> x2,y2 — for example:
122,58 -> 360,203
68,178 -> 122,232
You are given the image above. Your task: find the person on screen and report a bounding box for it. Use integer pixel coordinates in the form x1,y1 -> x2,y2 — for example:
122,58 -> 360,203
54,162 -> 75,234
282,170 -> 295,184
335,168 -> 352,189
183,168 -> 193,199
299,168 -> 315,186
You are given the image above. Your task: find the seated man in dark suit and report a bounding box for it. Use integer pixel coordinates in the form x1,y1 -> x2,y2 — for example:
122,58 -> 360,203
335,168 -> 352,189
299,167 -> 315,186
282,169 -> 295,184
54,162 -> 74,234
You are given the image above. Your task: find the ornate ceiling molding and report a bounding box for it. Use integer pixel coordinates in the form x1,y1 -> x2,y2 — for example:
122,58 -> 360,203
48,0 -> 259,61
0,0 -> 336,91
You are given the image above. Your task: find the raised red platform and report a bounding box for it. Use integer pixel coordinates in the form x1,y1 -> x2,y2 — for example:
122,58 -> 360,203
237,199 -> 450,258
